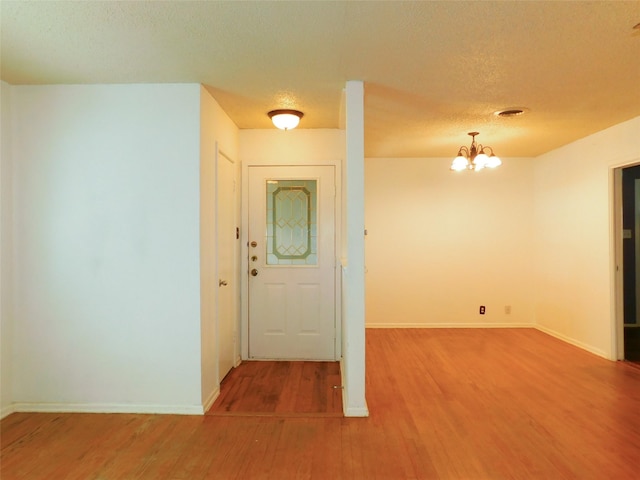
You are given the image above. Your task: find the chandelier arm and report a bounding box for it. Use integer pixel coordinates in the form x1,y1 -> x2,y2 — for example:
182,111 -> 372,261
479,145 -> 495,155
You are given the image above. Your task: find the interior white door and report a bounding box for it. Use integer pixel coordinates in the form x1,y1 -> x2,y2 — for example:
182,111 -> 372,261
217,150 -> 236,380
248,165 -> 336,360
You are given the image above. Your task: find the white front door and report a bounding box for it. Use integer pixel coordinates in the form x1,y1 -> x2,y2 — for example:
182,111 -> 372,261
217,149 -> 236,380
248,165 -> 336,360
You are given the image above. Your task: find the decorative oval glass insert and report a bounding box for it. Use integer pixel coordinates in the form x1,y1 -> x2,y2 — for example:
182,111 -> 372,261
266,179 -> 317,265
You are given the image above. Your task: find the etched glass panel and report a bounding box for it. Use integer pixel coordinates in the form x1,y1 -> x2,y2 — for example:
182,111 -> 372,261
266,179 -> 317,265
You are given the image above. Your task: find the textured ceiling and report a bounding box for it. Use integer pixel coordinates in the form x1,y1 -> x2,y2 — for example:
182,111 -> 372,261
2,1 -> 639,158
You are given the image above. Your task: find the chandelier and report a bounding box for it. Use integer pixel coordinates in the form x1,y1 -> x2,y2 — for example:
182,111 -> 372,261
450,132 -> 502,172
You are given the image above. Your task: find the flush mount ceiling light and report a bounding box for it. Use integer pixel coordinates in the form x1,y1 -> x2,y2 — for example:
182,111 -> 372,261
268,109 -> 304,130
450,132 -> 502,172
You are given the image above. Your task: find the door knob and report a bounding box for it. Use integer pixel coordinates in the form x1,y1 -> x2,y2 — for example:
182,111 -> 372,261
219,279 -> 228,287
251,269 -> 258,277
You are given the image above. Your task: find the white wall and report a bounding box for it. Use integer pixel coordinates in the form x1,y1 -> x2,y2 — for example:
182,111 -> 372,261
533,116 -> 640,359
199,86 -> 239,411
1,81 -> 14,418
10,84 -> 205,413
365,156 -> 535,327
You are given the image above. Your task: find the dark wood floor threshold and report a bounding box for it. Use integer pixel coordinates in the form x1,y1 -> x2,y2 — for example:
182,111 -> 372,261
206,411 -> 343,418
206,360 -> 343,418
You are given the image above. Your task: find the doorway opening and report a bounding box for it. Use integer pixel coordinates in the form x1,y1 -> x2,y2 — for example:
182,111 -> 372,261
621,165 -> 640,362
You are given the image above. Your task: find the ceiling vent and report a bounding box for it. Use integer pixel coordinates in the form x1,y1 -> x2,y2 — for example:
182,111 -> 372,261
494,108 -> 528,118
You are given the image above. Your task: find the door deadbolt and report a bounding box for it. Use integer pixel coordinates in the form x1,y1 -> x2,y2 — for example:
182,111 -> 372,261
251,255 -> 258,262
250,241 -> 258,248
250,269 -> 259,277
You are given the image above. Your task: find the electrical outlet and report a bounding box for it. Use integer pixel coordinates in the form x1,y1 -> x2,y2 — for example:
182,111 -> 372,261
479,305 -> 486,315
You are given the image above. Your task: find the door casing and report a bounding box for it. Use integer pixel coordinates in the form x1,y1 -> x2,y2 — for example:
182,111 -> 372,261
241,161 -> 342,361
611,158 -> 640,360
217,147 -> 238,379
247,165 -> 336,359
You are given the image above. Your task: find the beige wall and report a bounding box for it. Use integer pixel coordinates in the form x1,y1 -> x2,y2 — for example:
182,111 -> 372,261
533,116 -> 640,358
239,129 -> 345,165
365,117 -> 640,361
365,156 -> 535,327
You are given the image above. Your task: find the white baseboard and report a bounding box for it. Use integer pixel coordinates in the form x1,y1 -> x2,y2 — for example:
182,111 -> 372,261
340,357 -> 346,415
340,358 -> 369,418
1,404 -> 16,420
365,323 -> 608,359
534,324 -> 608,359
11,402 -> 205,416
366,323 -> 534,329
343,404 -> 370,417
202,386 -> 220,414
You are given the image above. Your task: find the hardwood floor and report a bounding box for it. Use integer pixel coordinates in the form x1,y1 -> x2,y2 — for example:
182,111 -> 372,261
3,328 -> 640,479
207,361 -> 343,416
625,360 -> 640,371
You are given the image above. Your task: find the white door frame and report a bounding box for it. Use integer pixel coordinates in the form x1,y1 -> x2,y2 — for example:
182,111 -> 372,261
240,160 -> 342,361
611,157 -> 640,361
216,146 -> 239,378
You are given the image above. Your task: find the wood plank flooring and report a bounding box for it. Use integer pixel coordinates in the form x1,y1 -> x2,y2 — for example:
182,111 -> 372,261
3,328 -> 640,479
207,361 -> 343,416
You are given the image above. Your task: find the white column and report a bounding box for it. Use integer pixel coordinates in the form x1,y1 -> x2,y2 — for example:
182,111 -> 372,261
342,80 -> 368,416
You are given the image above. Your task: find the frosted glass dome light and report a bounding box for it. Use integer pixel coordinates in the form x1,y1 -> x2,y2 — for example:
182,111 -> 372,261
450,155 -> 469,172
268,109 -> 304,130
